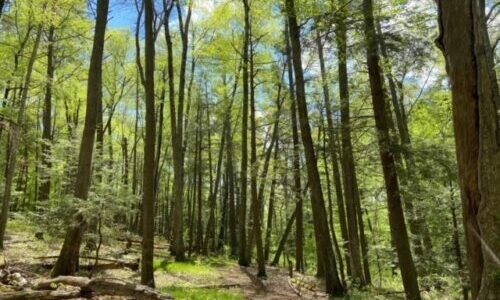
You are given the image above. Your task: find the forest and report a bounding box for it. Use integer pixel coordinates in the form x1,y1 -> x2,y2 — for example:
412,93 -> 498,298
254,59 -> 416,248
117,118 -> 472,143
0,0 -> 499,299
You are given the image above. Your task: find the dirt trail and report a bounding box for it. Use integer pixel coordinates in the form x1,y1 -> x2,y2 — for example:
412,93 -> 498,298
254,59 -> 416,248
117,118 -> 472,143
218,265 -> 328,300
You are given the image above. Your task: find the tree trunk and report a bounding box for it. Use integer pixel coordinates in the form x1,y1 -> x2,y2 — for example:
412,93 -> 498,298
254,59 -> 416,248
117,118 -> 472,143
436,0 -> 500,297
271,207 -> 296,267
264,140 -> 279,262
51,0 -> 109,276
284,24 -> 304,274
140,0 -> 156,288
195,100 -> 204,253
285,0 -> 344,295
321,120 -> 345,284
238,0 -> 250,267
204,103 -> 225,255
248,20 -> 266,277
38,25 -> 55,202
362,0 -> 420,298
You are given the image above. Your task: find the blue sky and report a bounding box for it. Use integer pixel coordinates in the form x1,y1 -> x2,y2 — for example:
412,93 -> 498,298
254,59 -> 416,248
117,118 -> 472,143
108,0 -> 138,30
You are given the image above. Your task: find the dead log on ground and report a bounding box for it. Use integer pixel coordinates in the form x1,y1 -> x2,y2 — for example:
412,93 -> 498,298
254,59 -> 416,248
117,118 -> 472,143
0,276 -> 173,300
34,256 -> 139,271
0,289 -> 81,300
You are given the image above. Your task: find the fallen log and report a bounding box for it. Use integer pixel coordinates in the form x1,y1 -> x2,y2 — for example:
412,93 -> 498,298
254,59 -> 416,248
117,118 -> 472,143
34,276 -> 90,290
0,290 -> 81,300
1,276 -> 173,300
34,256 -> 139,271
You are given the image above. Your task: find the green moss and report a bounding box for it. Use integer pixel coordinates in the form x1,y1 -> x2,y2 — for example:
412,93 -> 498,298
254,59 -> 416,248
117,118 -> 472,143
161,287 -> 244,300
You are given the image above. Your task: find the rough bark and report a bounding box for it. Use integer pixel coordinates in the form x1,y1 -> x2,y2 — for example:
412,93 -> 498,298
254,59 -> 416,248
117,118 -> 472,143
436,0 -> 500,297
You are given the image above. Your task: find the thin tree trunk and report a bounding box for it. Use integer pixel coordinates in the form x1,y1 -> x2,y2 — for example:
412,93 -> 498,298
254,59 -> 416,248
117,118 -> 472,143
204,103 -> 225,255
264,140 -> 279,262
38,25 -> 55,202
321,120 -> 345,284
195,100 -> 204,253
271,207 -> 297,267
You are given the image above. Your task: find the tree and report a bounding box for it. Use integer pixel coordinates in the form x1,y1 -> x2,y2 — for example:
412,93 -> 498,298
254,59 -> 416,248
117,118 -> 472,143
51,0 -> 109,277
284,0 -> 344,295
285,23 -> 304,274
436,0 -> 500,297
141,0 -> 156,288
38,24 -> 55,202
361,0 -> 421,298
238,0 -> 251,267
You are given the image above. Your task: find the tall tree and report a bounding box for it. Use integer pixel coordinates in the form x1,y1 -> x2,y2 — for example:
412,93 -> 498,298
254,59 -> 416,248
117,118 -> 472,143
51,0 -> 110,276
436,0 -> 500,297
284,0 -> 344,295
361,0 -> 420,298
238,0 -> 250,267
38,25 -> 55,202
141,0 -> 156,288
285,23 -> 304,274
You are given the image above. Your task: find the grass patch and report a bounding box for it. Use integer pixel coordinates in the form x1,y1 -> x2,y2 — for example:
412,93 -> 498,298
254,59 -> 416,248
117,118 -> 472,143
161,287 -> 244,300
6,214 -> 37,234
154,259 -> 218,280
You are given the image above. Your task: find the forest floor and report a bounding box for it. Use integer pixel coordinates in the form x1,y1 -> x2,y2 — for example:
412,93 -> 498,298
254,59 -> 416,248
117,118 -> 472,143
0,214 -> 453,299
0,215 -> 334,300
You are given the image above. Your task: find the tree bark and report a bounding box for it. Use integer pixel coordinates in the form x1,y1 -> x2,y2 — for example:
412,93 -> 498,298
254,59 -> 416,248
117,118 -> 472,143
436,0 -> 500,297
